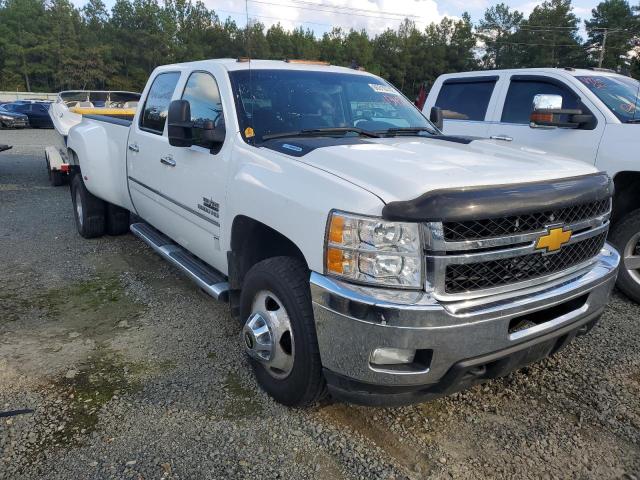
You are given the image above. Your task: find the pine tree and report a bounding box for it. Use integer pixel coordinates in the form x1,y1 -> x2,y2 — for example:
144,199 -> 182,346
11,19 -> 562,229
511,0 -> 588,68
477,3 -> 524,68
586,0 -> 636,72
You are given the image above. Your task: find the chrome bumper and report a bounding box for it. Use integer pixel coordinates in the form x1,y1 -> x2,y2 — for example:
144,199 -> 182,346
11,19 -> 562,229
310,244 -> 619,401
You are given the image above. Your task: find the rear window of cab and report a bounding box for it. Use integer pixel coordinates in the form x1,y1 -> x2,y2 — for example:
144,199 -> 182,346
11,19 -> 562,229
435,77 -> 497,121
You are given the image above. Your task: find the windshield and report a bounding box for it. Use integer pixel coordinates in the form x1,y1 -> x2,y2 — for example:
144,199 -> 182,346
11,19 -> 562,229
576,75 -> 640,123
228,69 -> 432,142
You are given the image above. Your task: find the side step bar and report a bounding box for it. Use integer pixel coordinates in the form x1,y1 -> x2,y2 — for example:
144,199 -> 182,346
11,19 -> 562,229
130,223 -> 229,302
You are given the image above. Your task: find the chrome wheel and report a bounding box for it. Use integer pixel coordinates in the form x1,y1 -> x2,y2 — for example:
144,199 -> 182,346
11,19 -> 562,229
75,189 -> 83,227
243,290 -> 295,379
624,231 -> 640,284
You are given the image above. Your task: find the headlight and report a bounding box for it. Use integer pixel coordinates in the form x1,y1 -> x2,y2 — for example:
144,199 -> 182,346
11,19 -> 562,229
0,115 -> 11,121
325,211 -> 423,288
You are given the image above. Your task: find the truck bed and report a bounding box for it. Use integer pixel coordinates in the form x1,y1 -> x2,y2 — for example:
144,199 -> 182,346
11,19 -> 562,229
66,114 -> 135,212
83,114 -> 133,127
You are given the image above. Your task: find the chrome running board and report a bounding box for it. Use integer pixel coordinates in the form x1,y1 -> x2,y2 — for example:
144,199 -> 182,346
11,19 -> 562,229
130,222 -> 229,302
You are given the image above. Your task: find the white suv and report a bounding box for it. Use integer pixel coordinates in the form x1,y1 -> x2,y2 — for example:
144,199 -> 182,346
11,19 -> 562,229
424,68 -> 640,302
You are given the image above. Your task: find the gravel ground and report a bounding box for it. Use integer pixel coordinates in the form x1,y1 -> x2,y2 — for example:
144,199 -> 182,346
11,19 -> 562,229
0,129 -> 639,480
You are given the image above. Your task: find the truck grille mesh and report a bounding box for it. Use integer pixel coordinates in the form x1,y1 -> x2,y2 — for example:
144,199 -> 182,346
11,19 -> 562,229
442,199 -> 610,242
444,232 -> 607,294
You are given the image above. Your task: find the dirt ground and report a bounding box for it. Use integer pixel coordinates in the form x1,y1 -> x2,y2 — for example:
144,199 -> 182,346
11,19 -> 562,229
0,129 -> 638,479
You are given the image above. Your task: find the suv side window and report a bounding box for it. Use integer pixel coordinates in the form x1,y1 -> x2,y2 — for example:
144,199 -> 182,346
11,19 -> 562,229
181,71 -> 225,149
435,78 -> 497,121
501,80 -> 579,124
140,72 -> 181,134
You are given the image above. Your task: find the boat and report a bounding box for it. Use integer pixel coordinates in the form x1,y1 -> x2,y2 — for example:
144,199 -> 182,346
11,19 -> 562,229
46,90 -> 141,185
49,90 -> 140,140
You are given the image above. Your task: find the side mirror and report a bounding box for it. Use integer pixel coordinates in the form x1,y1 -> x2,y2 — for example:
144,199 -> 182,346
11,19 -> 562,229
194,119 -> 225,149
429,106 -> 443,131
167,99 -> 193,147
530,94 -> 594,129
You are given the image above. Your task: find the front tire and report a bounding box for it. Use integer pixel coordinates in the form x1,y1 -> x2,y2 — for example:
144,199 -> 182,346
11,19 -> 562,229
610,209 -> 640,303
240,257 -> 327,406
70,174 -> 106,238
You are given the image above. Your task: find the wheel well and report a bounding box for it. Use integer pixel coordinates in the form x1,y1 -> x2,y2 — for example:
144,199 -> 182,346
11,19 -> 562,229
228,216 -> 308,292
612,171 -> 640,226
66,148 -> 81,176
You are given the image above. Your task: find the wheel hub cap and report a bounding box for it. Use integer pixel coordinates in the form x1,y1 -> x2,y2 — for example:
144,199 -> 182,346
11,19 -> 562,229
242,312 -> 274,362
242,290 -> 295,379
624,231 -> 640,284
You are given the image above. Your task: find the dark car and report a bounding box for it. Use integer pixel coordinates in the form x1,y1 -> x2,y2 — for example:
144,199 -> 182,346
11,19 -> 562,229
0,106 -> 29,129
2,102 -> 53,128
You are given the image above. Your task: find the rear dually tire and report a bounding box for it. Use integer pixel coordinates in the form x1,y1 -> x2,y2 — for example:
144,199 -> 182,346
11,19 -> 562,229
71,174 -> 106,238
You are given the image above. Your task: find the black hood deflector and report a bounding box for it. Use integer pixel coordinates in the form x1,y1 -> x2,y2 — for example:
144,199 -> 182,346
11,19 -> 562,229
382,172 -> 613,222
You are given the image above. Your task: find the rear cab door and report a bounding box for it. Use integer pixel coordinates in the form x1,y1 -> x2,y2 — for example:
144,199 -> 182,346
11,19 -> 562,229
424,73 -> 502,137
126,65 -> 233,271
487,72 -> 606,162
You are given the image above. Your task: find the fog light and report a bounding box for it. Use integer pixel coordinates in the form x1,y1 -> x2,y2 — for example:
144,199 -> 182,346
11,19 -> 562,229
370,347 -> 416,365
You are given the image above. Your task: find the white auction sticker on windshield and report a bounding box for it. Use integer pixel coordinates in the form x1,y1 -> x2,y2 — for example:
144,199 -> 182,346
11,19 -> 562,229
369,84 -> 398,95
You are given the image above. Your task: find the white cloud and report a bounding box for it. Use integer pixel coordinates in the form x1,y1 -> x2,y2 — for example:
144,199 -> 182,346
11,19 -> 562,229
204,0 -> 450,35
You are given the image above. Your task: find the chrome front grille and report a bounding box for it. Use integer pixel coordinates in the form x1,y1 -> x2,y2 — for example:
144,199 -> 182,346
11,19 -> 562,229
442,199 -> 611,241
425,199 -> 612,300
444,232 -> 607,294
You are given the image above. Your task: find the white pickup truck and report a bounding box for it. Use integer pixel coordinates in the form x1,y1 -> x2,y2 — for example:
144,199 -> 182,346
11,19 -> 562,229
423,68 -> 640,303
64,59 -> 619,407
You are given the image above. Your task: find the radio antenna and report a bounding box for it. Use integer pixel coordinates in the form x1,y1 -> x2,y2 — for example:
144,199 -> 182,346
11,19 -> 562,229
245,0 -> 254,144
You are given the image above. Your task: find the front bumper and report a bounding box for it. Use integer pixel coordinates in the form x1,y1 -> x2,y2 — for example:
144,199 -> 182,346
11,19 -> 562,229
310,244 -> 620,406
1,118 -> 28,128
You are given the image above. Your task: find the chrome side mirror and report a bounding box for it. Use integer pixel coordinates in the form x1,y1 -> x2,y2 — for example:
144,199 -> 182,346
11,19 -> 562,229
533,93 -> 563,111
530,94 -> 593,129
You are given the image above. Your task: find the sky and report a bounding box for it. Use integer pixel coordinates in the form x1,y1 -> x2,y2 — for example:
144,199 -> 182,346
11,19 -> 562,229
71,0 -> 600,38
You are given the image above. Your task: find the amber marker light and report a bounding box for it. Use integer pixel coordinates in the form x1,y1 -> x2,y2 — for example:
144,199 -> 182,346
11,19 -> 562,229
328,214 -> 345,244
326,247 -> 346,274
531,112 -> 554,124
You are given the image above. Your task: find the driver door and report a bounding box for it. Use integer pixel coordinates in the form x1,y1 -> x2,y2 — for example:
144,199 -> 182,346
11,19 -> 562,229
160,70 -> 230,269
488,76 -> 605,163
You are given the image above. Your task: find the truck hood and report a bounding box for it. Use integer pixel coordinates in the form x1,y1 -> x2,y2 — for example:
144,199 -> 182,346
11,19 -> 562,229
284,137 -> 598,203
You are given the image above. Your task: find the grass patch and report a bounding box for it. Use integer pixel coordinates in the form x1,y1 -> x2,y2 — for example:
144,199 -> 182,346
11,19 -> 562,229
0,272 -> 143,336
221,372 -> 262,418
54,348 -> 142,440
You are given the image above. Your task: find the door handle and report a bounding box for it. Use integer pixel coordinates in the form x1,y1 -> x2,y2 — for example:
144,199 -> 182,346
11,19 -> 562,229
489,135 -> 513,142
128,143 -> 139,152
160,155 -> 176,167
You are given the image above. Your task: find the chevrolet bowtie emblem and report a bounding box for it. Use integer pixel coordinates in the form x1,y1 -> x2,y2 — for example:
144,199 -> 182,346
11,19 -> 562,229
535,227 -> 572,253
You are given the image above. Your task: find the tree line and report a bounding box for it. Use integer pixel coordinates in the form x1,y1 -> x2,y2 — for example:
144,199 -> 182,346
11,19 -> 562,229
0,0 -> 638,98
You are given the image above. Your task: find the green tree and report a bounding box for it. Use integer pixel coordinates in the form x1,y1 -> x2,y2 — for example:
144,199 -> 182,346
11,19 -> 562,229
47,0 -> 83,90
586,0 -> 636,72
511,0 -> 588,68
477,3 -> 524,68
0,0 -> 48,91
266,23 -> 292,59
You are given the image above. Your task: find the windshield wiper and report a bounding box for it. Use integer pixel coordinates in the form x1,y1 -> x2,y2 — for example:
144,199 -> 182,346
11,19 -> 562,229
262,127 -> 380,141
624,119 -> 640,123
382,127 -> 437,137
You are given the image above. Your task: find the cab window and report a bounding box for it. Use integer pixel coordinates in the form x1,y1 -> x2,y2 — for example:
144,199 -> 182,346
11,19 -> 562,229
181,72 -> 225,148
435,78 -> 497,121
501,80 -> 579,124
140,72 -> 180,134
